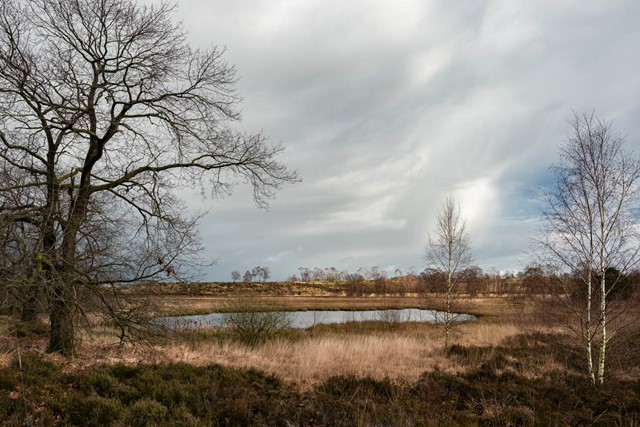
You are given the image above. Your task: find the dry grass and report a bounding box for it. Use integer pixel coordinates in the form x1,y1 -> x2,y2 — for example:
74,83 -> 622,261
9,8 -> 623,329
1,295 -> 573,389
150,293 -> 535,317
0,318 -> 12,366
152,295 -> 442,316
74,321 -> 530,389
166,335 -> 439,388
0,345 -> 13,368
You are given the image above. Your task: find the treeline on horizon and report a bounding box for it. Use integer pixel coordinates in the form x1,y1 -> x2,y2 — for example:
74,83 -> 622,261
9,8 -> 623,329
226,264 -> 640,297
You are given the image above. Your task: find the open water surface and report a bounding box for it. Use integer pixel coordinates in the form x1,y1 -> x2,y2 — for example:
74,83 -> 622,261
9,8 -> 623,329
159,308 -> 476,329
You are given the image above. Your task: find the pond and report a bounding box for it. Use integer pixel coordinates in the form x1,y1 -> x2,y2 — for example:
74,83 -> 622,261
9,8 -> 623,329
159,308 -> 476,330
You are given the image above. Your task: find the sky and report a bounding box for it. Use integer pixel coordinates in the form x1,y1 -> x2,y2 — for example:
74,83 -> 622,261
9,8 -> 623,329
169,0 -> 640,281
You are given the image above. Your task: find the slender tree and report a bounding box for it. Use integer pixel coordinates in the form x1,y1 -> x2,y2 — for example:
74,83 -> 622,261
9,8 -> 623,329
536,112 -> 640,384
261,266 -> 271,282
231,271 -> 241,283
425,196 -> 472,348
0,0 -> 297,355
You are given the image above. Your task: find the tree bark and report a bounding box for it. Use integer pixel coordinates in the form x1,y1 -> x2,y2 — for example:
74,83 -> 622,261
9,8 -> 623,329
585,270 -> 595,385
598,271 -> 607,384
20,290 -> 39,322
47,281 -> 75,356
47,195 -> 88,355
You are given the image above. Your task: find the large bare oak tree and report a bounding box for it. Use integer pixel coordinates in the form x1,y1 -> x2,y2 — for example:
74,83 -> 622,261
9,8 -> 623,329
0,0 -> 298,355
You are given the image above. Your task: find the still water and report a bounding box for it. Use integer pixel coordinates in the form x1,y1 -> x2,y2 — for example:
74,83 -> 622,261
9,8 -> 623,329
160,308 -> 475,329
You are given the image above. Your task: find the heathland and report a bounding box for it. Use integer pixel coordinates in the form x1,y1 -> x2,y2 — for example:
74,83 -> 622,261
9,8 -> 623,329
1,280 -> 639,426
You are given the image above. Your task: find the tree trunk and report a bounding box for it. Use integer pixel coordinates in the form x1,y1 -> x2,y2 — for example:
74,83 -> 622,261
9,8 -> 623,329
445,270 -> 452,349
47,237 -> 79,356
47,246 -> 80,356
46,176 -> 91,356
585,325 -> 595,385
47,282 -> 75,356
585,269 -> 596,385
20,292 -> 39,322
598,271 -> 607,384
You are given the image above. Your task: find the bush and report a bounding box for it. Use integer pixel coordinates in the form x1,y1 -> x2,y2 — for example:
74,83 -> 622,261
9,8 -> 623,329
59,395 -> 124,427
222,300 -> 293,346
375,309 -> 404,328
124,398 -> 168,427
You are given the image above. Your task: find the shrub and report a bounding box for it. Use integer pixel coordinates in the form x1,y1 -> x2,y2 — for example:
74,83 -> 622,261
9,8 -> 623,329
222,300 -> 293,346
59,395 -> 123,427
124,398 -> 168,427
375,309 -> 404,328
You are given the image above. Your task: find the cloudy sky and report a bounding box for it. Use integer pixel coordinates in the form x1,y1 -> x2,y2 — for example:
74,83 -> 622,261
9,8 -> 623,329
171,0 -> 640,281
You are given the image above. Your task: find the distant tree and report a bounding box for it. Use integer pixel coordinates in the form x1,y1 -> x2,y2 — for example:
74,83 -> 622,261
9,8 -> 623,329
298,267 -> 310,282
392,268 -> 404,295
420,268 -> 446,293
485,267 -> 501,293
425,196 -> 473,349
325,267 -> 339,281
251,267 -> 262,282
502,271 -> 515,280
231,271 -> 241,283
534,113 -> 640,385
249,266 -> 270,282
261,266 -> 271,282
311,267 -> 324,282
459,265 -> 484,295
521,264 -> 546,294
243,270 -> 253,283
346,273 -> 365,297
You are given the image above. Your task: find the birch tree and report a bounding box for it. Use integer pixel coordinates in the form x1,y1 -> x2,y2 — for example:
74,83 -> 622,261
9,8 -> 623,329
537,113 -> 640,385
425,196 -> 472,349
0,0 -> 298,355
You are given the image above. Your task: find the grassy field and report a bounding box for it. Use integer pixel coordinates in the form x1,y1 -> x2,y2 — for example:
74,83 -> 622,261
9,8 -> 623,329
139,280 -> 527,318
1,285 -> 639,426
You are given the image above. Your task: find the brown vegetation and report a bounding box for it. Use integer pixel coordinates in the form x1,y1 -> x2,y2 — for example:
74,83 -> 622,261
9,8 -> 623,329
1,286 -> 639,425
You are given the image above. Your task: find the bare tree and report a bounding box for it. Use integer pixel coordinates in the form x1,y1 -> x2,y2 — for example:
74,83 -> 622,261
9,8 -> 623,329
251,266 -> 269,282
231,271 -> 241,283
425,196 -> 473,348
534,113 -> 640,385
243,270 -> 253,283
0,0 -> 298,355
298,267 -> 310,282
261,266 -> 271,282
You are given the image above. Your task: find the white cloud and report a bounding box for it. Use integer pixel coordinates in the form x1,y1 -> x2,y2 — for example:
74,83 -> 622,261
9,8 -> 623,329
169,0 -> 640,280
